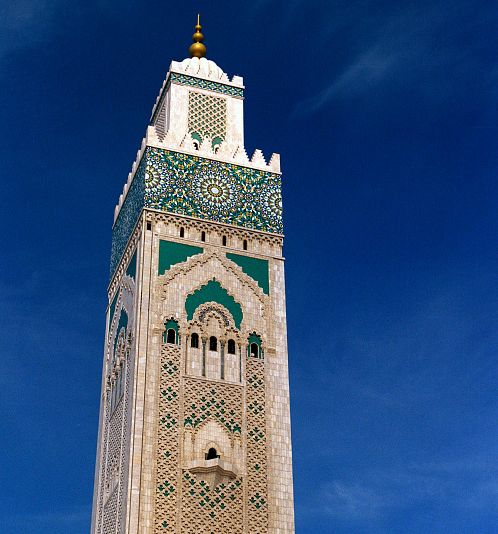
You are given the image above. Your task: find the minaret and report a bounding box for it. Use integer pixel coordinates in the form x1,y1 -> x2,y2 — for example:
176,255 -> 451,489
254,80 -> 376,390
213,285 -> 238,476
91,17 -> 294,533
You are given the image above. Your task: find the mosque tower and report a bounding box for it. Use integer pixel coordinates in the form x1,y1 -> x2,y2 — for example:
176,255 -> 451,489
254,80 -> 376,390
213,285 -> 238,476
91,17 -> 294,533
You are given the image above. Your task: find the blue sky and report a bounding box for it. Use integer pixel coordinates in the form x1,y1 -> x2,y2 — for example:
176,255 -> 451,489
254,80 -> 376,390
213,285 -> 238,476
1,1 -> 497,532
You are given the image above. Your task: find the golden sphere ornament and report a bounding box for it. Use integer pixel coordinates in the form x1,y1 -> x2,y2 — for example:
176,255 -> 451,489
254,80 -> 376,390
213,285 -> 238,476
189,15 -> 206,58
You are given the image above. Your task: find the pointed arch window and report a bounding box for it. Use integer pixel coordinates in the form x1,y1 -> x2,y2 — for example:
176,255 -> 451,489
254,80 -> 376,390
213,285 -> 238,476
163,319 -> 179,344
247,333 -> 263,359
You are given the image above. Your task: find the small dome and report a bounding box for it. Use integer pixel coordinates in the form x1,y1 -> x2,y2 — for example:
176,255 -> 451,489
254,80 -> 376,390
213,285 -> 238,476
179,57 -> 229,82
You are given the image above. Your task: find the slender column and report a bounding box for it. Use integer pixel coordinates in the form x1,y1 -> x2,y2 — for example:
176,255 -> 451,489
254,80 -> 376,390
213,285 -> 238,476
184,334 -> 189,374
239,344 -> 242,383
220,341 -> 225,380
201,337 -> 207,377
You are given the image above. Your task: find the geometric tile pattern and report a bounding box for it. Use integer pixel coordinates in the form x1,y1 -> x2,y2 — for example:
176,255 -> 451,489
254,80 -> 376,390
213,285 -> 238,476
151,74 -> 243,126
154,344 -> 182,532
171,72 -> 244,98
110,147 -> 283,278
180,473 -> 244,533
110,160 -> 145,277
100,398 -> 123,534
246,358 -> 269,532
183,380 -> 243,435
188,91 -> 226,142
179,378 -> 245,532
96,279 -> 135,534
144,148 -> 282,233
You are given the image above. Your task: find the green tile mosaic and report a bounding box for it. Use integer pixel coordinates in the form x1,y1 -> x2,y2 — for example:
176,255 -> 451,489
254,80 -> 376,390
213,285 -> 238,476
183,472 -> 243,519
110,147 -> 283,279
249,492 -> 267,510
158,479 -> 176,497
145,148 -> 282,234
171,72 -> 244,97
158,240 -> 203,275
226,253 -> 269,294
162,360 -> 179,376
185,279 -> 243,329
125,249 -> 137,279
183,388 -> 241,433
110,157 -> 145,277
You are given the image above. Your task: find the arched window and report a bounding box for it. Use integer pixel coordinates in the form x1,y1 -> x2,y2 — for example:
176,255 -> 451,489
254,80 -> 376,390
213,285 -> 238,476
164,319 -> 179,344
190,333 -> 199,348
227,339 -> 236,354
201,231 -> 206,242
180,227 -> 184,238
209,336 -> 217,351
205,447 -> 219,460
166,329 -> 176,344
243,239 -> 248,251
222,235 -> 227,246
247,333 -> 262,358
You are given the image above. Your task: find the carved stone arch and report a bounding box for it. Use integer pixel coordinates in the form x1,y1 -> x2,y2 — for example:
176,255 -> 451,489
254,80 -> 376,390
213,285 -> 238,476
186,419 -> 240,487
185,279 -> 243,330
114,327 -> 127,365
161,315 -> 180,345
246,331 -> 266,360
160,314 -> 179,324
108,279 -> 135,361
121,272 -> 135,294
241,329 -> 268,350
225,326 -> 242,345
193,419 -> 233,458
108,307 -> 129,364
194,302 -> 235,330
120,280 -> 135,324
157,249 -> 268,336
186,319 -> 203,335
108,289 -> 123,343
159,249 -> 268,307
202,311 -> 227,334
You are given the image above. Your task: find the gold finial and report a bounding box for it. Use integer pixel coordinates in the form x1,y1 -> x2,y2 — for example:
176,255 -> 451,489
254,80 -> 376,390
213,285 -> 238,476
189,14 -> 206,58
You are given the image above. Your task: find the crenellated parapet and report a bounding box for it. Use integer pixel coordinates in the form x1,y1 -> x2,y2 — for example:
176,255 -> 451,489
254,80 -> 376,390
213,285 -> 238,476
110,146 -> 283,277
113,55 -> 281,233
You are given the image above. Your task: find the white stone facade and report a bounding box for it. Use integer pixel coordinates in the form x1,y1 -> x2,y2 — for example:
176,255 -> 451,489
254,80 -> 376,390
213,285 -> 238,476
91,55 -> 294,534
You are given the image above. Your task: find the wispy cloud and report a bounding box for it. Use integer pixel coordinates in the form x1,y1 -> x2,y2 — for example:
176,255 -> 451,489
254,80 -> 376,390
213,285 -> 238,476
320,457 -> 498,521
294,1 -> 498,116
0,0 -> 61,61
298,46 -> 399,114
0,0 -> 132,64
300,267 -> 498,416
0,505 -> 91,532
